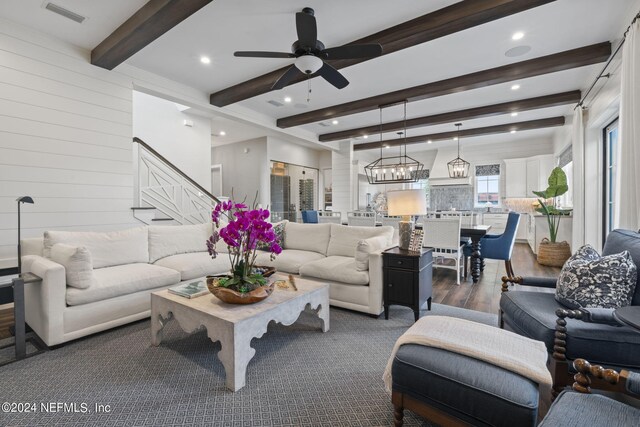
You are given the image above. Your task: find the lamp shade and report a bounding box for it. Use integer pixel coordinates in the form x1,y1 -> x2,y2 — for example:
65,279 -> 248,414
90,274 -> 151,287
387,189 -> 427,216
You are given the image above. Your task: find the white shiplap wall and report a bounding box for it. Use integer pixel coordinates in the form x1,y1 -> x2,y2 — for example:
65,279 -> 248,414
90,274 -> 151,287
0,18 -> 214,268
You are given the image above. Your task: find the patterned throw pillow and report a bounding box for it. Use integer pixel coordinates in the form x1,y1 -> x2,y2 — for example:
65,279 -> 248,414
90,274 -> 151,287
257,221 -> 286,251
555,245 -> 637,309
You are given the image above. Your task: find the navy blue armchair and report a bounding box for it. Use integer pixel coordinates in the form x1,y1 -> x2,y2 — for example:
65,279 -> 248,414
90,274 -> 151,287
500,229 -> 640,397
464,212 -> 520,278
301,210 -> 318,224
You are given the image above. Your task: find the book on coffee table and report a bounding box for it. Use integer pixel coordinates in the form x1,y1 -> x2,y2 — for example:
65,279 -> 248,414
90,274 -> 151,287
168,281 -> 208,299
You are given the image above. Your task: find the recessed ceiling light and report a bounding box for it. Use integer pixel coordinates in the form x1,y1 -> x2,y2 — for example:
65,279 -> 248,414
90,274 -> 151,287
427,140 -> 432,144
219,131 -> 226,136
332,120 -> 339,125
200,56 -> 211,64
384,145 -> 390,149
512,32 -> 525,41
284,96 -> 292,103
363,135 -> 368,139
510,130 -> 517,134
511,84 -> 521,91
453,137 -> 459,141
511,112 -> 518,117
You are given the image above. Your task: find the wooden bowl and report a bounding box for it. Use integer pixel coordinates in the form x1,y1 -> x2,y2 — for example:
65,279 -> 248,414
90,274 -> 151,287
206,275 -> 275,305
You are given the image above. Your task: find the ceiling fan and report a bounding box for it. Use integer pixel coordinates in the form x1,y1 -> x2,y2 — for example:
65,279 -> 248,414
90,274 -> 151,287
234,7 -> 383,90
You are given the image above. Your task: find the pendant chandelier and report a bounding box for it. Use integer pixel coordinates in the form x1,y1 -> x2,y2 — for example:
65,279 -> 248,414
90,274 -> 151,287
364,101 -> 424,185
447,123 -> 470,179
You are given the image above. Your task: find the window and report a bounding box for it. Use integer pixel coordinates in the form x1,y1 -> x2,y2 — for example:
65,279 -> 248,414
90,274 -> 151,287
557,146 -> 573,209
474,164 -> 500,207
603,119 -> 619,237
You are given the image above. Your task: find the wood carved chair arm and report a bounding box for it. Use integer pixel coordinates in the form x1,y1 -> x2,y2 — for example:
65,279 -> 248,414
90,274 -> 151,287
501,275 -> 558,292
572,359 -> 639,399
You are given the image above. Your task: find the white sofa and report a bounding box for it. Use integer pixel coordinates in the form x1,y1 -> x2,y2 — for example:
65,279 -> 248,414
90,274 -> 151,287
21,222 -> 394,346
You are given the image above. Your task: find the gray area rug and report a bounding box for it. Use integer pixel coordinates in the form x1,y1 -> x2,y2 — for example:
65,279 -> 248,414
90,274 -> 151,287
0,304 -> 497,427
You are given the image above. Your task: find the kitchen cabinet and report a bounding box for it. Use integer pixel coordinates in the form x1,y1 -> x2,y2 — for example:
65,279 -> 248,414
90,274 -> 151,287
528,215 -> 573,254
504,159 -> 527,198
480,212 -> 528,240
504,155 -> 554,198
482,213 -> 508,235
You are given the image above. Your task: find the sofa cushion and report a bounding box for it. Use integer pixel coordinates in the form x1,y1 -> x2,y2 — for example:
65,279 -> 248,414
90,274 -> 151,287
392,344 -> 539,427
50,244 -> 96,289
355,235 -> 390,271
44,227 -> 149,269
284,222 -> 331,255
148,223 -> 212,263
603,229 -> 640,305
556,245 -> 637,309
500,291 -> 640,369
539,390 -> 640,427
66,263 -> 180,306
300,256 -> 369,286
154,252 -> 231,281
21,237 -> 44,257
326,224 -> 394,258
254,249 -> 325,274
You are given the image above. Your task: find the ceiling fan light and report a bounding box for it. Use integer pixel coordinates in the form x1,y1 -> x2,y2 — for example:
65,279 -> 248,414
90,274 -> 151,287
295,55 -> 323,74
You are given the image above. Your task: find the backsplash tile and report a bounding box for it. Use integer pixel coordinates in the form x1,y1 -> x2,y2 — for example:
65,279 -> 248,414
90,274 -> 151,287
430,185 -> 474,211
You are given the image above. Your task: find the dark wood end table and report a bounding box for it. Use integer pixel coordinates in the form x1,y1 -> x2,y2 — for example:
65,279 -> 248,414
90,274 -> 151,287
382,247 -> 433,321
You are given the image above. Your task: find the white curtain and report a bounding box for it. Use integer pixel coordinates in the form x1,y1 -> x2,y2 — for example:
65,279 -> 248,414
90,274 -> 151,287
571,108 -> 585,249
616,17 -> 640,231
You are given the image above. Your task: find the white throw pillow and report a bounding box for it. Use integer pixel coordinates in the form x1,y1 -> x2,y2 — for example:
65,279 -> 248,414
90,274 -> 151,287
50,243 -> 96,289
284,222 -> 332,255
355,236 -> 390,271
327,224 -> 394,258
44,227 -> 149,269
149,223 -> 213,262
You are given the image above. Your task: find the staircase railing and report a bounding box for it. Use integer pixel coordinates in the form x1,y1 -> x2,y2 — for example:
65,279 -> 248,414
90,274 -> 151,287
133,137 -> 220,225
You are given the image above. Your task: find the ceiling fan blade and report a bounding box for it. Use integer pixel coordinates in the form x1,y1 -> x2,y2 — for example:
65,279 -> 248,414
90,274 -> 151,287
234,51 -> 295,58
271,65 -> 302,90
316,62 -> 349,89
321,44 -> 383,60
296,11 -> 317,47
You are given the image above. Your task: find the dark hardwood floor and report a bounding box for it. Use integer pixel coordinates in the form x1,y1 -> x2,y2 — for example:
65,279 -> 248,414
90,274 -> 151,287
433,242 -> 560,315
0,243 -> 558,340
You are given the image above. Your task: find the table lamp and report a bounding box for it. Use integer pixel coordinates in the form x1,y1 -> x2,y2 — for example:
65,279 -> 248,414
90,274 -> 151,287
387,189 -> 427,250
16,196 -> 34,274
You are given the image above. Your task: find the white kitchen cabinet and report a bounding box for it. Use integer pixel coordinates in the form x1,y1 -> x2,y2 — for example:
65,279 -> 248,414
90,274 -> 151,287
504,159 -> 527,198
482,213 -> 508,235
528,215 -> 573,254
504,155 -> 554,198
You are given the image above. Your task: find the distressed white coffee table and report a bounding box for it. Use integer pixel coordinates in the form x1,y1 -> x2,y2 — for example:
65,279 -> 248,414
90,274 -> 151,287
150,275 -> 330,391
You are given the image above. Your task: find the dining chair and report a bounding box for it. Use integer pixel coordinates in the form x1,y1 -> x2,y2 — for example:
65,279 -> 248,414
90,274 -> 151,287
301,210 -> 319,224
347,211 -> 377,227
317,211 -> 342,224
422,217 -> 465,285
464,212 -> 520,278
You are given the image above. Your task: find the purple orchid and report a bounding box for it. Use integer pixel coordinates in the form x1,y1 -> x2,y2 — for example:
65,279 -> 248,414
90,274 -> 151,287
207,199 -> 281,284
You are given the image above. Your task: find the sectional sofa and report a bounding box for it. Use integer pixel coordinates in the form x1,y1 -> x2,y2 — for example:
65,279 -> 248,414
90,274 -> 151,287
21,222 -> 394,346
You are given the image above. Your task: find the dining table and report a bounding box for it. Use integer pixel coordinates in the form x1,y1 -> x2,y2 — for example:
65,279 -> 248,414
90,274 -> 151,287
414,223 -> 491,284
461,225 -> 492,284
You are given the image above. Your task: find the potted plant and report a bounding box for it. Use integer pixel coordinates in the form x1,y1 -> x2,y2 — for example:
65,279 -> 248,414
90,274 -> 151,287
206,200 -> 282,304
533,167 -> 573,267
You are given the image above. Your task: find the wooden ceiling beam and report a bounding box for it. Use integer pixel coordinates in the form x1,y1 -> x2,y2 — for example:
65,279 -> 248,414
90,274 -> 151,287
91,0 -> 213,70
319,91 -> 580,142
353,117 -> 565,151
278,42 -> 611,128
209,0 -> 557,107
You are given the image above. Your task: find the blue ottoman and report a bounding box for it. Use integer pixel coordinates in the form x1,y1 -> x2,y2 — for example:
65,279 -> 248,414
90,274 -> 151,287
391,344 -> 540,426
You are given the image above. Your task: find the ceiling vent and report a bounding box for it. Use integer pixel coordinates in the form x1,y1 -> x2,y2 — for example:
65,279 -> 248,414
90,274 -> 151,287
44,2 -> 86,24
267,100 -> 283,107
317,122 -> 331,127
